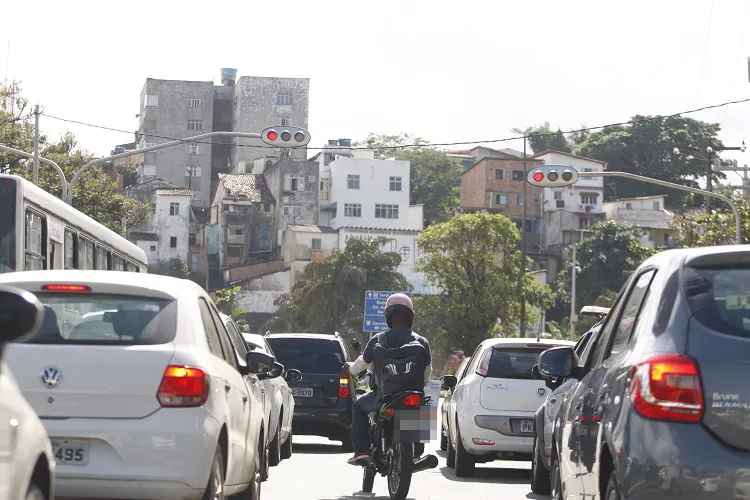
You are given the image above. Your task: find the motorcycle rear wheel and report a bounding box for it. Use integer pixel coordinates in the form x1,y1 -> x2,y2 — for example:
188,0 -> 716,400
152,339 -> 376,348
387,441 -> 413,500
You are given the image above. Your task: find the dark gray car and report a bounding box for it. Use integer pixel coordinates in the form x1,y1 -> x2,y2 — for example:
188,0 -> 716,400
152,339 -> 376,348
540,246 -> 750,500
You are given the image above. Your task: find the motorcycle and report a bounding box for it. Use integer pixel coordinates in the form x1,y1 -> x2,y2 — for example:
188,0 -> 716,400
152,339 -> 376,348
356,388 -> 439,500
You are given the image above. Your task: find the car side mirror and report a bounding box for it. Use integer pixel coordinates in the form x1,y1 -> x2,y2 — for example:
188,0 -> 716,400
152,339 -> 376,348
532,364 -> 544,380
246,351 -> 275,375
0,286 -> 44,347
441,375 -> 457,390
265,361 -> 284,379
538,347 -> 577,379
355,388 -> 366,396
284,369 -> 302,382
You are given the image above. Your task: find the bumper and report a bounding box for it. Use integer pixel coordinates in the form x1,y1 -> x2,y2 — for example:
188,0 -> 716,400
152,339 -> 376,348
457,407 -> 535,457
619,412 -> 750,500
293,400 -> 352,438
42,407 -> 221,499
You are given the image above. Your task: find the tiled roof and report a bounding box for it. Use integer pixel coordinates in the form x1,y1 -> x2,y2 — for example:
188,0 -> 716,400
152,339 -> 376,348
218,174 -> 275,203
155,189 -> 192,196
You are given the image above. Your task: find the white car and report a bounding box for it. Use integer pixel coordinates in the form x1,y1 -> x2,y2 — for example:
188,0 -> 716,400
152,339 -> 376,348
0,285 -> 55,500
242,333 -> 296,466
0,271 -> 273,500
444,338 -> 575,477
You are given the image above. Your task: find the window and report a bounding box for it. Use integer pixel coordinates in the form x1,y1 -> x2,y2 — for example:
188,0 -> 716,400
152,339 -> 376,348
265,337 -> 345,374
64,229 -> 77,269
581,194 -> 598,205
512,170 -> 524,181
653,201 -> 660,210
169,202 -> 180,216
320,178 -> 329,201
78,237 -> 95,270
187,143 -> 202,155
495,194 -> 507,205
518,194 -> 525,206
347,174 -> 360,190
553,191 -> 563,200
494,169 -> 504,180
609,270 -> 656,357
344,203 -> 362,217
187,120 -> 203,131
113,255 -> 125,271
375,204 -> 399,219
170,237 -> 177,248
207,303 -> 240,371
582,167 -> 595,180
24,210 -> 46,271
276,90 -> 293,105
284,174 -> 305,192
683,266 -> 750,339
185,166 -> 202,178
486,347 -> 553,379
233,229 -> 243,236
199,298 -> 225,358
143,94 -> 158,108
224,320 -> 249,370
280,116 -> 292,126
227,245 -> 244,257
311,238 -> 322,251
188,97 -> 204,108
141,165 -> 156,177
149,245 -> 156,252
389,176 -> 402,191
95,246 -> 110,270
283,205 -> 302,217
308,175 -> 315,183
626,202 -> 633,209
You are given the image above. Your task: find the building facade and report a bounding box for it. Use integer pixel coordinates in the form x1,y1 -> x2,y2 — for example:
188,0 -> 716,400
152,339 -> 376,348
261,159 -> 320,245
602,195 -> 679,248
129,188 -> 192,265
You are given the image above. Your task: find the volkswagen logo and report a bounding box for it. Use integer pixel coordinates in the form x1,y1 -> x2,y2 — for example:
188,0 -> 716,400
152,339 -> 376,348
41,367 -> 62,388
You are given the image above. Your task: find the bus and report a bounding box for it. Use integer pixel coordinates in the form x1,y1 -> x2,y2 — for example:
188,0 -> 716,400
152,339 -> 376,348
0,174 -> 148,274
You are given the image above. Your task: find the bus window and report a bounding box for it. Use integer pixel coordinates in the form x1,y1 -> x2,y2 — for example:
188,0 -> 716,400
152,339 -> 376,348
78,237 -> 95,270
65,229 -> 77,269
25,210 -> 47,270
113,255 -> 125,271
95,246 -> 110,270
0,178 -> 17,272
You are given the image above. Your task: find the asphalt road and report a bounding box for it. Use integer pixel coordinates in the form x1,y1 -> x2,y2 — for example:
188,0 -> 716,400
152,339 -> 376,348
263,422 -> 549,500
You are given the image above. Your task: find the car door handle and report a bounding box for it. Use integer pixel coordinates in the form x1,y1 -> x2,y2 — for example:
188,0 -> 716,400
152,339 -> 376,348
225,384 -> 231,392
242,395 -> 248,403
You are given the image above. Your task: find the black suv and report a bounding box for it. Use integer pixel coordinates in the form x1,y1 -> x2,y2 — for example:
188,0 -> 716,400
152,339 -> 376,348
265,333 -> 357,451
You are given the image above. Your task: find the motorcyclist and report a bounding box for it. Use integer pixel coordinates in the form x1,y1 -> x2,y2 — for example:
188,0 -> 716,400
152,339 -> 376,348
345,293 -> 432,466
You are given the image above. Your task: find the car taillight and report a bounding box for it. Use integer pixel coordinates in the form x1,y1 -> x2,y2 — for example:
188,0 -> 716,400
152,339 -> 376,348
157,365 -> 209,407
338,369 -> 350,399
402,394 -> 422,407
476,349 -> 491,377
629,355 -> 704,423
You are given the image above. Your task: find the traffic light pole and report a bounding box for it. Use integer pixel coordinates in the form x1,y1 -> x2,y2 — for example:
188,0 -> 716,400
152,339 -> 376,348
0,143 -> 68,200
520,137 -> 528,338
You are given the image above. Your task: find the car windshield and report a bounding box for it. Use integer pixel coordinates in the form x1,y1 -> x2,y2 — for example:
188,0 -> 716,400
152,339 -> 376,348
26,293 -> 177,345
266,338 -> 344,374
487,347 -> 549,379
685,266 -> 750,338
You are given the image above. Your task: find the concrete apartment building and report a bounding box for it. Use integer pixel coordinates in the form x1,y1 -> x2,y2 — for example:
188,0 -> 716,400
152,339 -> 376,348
603,195 -> 679,248
136,68 -> 309,208
129,188 -> 192,265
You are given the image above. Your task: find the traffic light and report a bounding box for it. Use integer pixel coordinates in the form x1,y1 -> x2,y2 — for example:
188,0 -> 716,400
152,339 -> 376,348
261,126 -> 311,147
526,165 -> 579,187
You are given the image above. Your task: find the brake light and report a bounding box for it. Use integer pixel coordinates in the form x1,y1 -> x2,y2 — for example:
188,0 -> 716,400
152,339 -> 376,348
476,349 -> 491,376
157,365 -> 209,407
338,369 -> 350,399
402,394 -> 422,407
629,355 -> 704,423
42,284 -> 91,292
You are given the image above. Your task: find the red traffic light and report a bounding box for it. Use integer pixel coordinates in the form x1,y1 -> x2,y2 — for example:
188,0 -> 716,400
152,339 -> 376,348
267,130 -> 278,141
533,171 -> 544,182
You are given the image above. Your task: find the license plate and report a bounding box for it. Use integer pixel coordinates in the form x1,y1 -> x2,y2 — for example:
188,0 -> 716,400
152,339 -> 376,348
292,387 -> 314,398
520,420 -> 534,434
52,439 -> 89,466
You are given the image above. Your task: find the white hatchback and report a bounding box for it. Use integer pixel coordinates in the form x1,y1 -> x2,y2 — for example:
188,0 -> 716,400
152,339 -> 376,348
444,338 -> 575,477
0,271 -> 273,500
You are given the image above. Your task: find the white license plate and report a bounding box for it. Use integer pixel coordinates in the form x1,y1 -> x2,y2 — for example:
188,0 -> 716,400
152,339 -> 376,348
292,387 -> 314,398
520,420 -> 534,434
52,439 -> 90,466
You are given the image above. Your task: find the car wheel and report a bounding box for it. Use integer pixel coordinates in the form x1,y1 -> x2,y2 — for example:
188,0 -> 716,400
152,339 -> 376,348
280,423 -> 293,460
530,434 -> 551,494
446,420 -> 456,468
440,430 -> 447,451
261,429 -> 270,482
202,446 -> 226,500
25,482 -> 45,500
454,424 -> 475,477
269,416 -> 282,467
233,433 -> 263,500
605,470 -> 622,500
550,454 -> 563,500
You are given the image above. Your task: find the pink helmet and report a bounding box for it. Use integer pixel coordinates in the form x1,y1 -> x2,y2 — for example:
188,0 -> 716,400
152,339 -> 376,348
384,293 -> 414,328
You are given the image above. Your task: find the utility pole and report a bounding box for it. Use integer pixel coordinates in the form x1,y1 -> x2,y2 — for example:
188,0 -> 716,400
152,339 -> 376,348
519,136 -> 528,338
570,242 -> 577,341
32,104 -> 39,185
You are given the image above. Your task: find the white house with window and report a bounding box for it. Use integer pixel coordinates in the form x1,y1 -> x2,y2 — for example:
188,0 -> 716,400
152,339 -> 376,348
131,189 -> 191,266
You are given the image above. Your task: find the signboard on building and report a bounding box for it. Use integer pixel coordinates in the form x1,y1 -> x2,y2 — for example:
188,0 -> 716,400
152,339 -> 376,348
363,290 -> 413,333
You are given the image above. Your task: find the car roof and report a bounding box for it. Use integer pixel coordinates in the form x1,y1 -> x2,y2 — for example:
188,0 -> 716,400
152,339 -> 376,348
266,333 -> 340,341
0,270 -> 203,299
641,244 -> 750,268
482,338 -> 576,349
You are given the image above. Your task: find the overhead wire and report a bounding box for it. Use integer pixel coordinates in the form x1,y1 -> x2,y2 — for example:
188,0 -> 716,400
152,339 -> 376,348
696,0 -> 716,100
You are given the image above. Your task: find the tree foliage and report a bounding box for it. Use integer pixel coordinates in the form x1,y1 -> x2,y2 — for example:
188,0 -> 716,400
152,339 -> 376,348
553,220 -> 656,319
0,84 -> 149,236
414,213 -> 553,354
354,133 -> 462,226
271,237 -> 409,345
511,122 -> 573,154
671,190 -> 750,246
215,285 -> 250,331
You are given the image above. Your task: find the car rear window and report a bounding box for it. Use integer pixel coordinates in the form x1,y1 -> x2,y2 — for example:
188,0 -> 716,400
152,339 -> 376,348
266,337 -> 344,374
685,266 -> 750,338
27,293 -> 177,345
487,347 -> 549,379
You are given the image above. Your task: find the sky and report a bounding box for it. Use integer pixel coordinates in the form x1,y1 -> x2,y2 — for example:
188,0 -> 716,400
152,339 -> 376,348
3,0 -> 750,183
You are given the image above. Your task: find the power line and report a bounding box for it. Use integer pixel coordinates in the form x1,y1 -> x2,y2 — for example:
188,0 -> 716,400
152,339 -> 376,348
41,95 -> 750,152
722,0 -> 750,124
696,0 -> 716,99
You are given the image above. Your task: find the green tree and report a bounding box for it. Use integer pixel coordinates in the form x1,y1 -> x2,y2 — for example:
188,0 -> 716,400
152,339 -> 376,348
512,122 -> 573,154
576,115 -> 724,205
671,190 -> 750,245
553,220 -> 656,319
354,133 -> 462,226
414,213 -> 553,354
271,237 -> 409,344
215,285 -> 250,331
